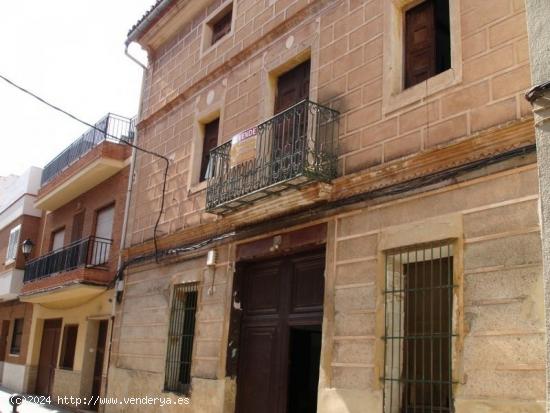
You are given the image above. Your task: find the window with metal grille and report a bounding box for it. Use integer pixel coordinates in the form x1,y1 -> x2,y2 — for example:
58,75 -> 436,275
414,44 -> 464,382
10,318 -> 24,355
383,241 -> 454,413
59,324 -> 78,369
164,283 -> 199,394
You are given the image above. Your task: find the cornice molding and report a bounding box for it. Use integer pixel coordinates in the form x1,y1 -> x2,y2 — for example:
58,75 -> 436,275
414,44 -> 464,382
125,117 -> 535,259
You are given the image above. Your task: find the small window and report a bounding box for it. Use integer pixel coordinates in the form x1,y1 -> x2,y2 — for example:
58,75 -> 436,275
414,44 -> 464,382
383,241 -> 454,412
59,324 -> 78,369
404,0 -> 450,88
211,7 -> 232,46
164,283 -> 199,394
5,225 -> 21,262
200,118 -> 220,182
10,318 -> 24,355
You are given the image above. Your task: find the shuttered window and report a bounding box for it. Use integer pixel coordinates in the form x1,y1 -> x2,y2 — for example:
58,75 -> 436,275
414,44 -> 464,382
59,324 -> 78,369
200,119 -> 220,182
51,228 -> 65,252
10,318 -> 24,355
164,283 -> 199,394
383,241 -> 455,413
5,224 -> 21,262
211,7 -> 232,45
404,0 -> 450,88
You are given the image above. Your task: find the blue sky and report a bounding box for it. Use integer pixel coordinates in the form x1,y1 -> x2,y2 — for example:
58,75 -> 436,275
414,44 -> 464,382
0,0 -> 155,176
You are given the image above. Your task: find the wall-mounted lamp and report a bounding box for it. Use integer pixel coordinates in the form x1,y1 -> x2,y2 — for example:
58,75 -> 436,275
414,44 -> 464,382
21,239 -> 34,261
116,278 -> 125,304
206,249 -> 217,267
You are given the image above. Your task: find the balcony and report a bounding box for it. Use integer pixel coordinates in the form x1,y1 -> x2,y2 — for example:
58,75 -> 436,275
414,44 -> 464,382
35,114 -> 134,211
206,100 -> 339,214
20,236 -> 113,306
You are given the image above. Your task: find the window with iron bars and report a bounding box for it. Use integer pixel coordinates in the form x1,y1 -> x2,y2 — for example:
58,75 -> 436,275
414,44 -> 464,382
383,241 -> 455,413
164,282 -> 199,394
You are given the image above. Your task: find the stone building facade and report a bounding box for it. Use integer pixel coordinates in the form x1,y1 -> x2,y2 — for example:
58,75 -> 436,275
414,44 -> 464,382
108,0 -> 544,412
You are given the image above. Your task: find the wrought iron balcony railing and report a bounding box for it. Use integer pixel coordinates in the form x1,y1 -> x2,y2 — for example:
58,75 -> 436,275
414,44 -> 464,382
23,236 -> 112,284
41,113 -> 135,186
206,100 -> 339,214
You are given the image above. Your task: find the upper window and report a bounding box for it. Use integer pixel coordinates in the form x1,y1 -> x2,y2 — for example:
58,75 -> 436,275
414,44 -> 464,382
404,0 -> 450,88
200,118 -> 220,182
211,8 -> 232,45
5,224 -> 21,263
164,283 -> 199,394
10,318 -> 24,355
203,1 -> 233,51
383,241 -> 454,412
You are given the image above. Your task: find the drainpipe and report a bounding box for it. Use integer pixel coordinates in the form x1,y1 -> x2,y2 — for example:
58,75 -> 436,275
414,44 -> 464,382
124,44 -> 147,70
102,43 -> 148,403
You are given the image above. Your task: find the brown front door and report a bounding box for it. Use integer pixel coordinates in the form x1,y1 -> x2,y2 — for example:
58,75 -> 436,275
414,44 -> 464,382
235,249 -> 325,413
91,320 -> 109,410
36,319 -> 62,396
0,320 -> 10,362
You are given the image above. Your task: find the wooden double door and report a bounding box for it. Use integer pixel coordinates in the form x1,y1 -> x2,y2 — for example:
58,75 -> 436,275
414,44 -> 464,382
234,249 -> 325,413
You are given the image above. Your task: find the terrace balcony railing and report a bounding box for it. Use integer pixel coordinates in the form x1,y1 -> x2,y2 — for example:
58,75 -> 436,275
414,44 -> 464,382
206,100 -> 339,214
40,113 -> 135,186
23,236 -> 112,284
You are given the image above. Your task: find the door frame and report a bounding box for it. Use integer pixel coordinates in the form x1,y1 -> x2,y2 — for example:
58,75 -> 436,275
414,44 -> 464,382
232,246 -> 327,413
36,318 -> 63,396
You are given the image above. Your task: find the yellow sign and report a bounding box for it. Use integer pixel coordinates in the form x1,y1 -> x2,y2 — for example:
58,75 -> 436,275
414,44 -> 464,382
230,126 -> 257,168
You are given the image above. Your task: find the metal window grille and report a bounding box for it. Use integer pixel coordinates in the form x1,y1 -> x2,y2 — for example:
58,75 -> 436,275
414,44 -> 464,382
165,283 -> 199,394
383,241 -> 455,413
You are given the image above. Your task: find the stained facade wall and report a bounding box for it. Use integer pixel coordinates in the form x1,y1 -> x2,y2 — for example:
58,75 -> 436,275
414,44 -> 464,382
110,0 -> 543,412
126,0 -> 532,246
108,162 -> 544,412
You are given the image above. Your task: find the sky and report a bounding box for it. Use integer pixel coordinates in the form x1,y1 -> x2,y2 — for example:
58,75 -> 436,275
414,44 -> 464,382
0,0 -> 156,177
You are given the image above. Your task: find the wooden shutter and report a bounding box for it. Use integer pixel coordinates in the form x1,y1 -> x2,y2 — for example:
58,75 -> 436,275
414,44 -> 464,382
200,119 -> 220,181
6,225 -> 21,261
405,0 -> 436,88
212,9 -> 232,45
51,229 -> 65,251
275,60 -> 311,113
95,206 -> 114,240
71,211 -> 85,242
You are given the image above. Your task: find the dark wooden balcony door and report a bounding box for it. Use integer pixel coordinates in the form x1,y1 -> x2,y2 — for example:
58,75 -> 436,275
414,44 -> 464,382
235,249 -> 325,413
272,60 -> 311,181
91,320 -> 109,410
36,319 -> 62,396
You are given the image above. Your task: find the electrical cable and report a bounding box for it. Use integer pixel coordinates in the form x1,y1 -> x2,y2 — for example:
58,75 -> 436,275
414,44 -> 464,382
0,73 -> 169,263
